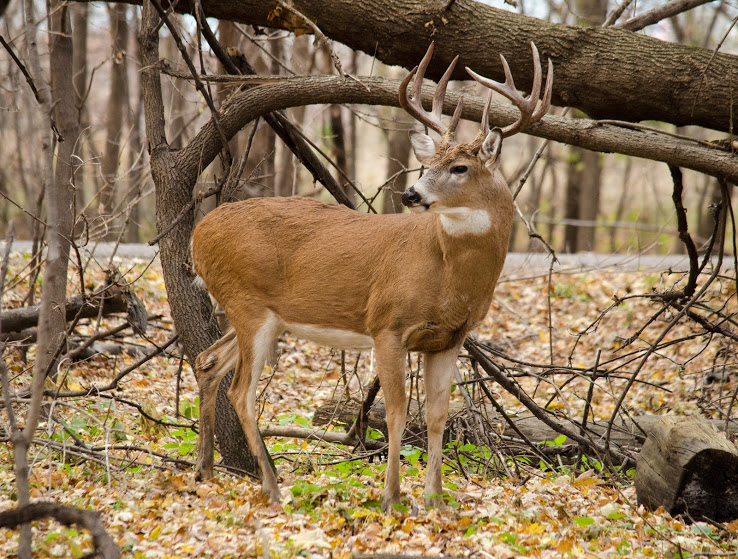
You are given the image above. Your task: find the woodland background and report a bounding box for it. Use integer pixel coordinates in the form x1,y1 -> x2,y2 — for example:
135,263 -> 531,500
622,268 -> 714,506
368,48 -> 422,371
1,0 -> 738,557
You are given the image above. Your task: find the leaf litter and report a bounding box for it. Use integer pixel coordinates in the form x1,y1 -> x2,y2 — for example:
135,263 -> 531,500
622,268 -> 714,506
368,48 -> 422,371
1,252 -> 737,558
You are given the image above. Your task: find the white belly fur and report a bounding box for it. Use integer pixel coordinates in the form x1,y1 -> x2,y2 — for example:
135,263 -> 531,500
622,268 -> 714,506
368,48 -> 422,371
285,322 -> 374,350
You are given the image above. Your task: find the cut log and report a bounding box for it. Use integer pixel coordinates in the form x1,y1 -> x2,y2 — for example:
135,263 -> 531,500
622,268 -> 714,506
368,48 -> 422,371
635,415 -> 738,522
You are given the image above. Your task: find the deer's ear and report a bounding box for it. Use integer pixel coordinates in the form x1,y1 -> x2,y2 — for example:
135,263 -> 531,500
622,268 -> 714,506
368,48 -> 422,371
410,132 -> 437,165
479,128 -> 503,170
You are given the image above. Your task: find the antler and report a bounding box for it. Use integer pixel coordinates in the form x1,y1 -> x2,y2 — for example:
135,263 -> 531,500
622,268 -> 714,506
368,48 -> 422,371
466,42 -> 553,138
399,42 -> 464,141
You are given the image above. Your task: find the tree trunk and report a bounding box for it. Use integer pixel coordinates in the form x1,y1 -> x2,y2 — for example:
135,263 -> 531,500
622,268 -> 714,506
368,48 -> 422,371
18,1 -> 79,555
275,35 -> 311,197
563,146 -> 602,253
240,31 -> 276,198
99,4 -> 129,235
319,46 -> 353,204
107,0 -> 738,133
697,177 -> 722,244
71,2 -> 92,217
164,22 -> 190,150
126,8 -> 144,243
382,115 -> 411,214
35,3 -> 81,381
563,0 -> 607,254
138,1 -> 259,476
635,415 -> 738,522
71,3 -> 88,116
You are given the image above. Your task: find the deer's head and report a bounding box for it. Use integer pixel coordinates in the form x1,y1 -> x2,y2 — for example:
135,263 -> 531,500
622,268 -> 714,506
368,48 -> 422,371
399,43 -> 553,228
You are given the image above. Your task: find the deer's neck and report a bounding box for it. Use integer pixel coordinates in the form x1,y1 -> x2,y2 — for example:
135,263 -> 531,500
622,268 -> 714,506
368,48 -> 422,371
432,192 -> 513,296
436,207 -> 492,236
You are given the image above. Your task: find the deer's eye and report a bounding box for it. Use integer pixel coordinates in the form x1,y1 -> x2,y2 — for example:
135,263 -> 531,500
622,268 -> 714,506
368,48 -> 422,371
450,165 -> 468,175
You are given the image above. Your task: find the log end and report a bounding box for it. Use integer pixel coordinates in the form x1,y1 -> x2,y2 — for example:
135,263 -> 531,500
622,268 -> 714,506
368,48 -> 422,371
635,415 -> 738,522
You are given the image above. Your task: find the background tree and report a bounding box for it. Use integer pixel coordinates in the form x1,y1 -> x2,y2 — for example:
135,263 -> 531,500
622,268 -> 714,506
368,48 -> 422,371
563,0 -> 608,252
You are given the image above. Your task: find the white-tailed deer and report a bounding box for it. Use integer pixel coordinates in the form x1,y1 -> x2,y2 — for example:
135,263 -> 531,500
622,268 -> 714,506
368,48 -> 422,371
192,43 -> 553,510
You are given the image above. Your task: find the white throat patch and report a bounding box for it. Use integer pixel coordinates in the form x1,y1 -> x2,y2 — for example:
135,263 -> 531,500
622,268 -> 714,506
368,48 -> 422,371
437,207 -> 492,236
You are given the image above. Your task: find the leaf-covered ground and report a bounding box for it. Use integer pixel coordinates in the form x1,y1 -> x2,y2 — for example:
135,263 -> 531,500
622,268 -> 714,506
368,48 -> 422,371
1,252 -> 737,558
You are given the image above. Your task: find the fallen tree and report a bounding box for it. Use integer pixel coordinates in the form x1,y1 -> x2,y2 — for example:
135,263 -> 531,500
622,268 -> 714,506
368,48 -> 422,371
100,0 -> 738,132
311,395 -> 738,456
0,269 -> 147,336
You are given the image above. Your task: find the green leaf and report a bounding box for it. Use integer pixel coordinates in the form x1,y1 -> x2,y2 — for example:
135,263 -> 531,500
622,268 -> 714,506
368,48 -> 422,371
367,428 -> 384,440
574,516 -> 595,527
499,532 -> 517,544
362,499 -> 382,511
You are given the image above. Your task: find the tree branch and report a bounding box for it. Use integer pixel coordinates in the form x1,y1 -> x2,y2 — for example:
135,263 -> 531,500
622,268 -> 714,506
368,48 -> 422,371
616,0 -> 717,32
92,0 -> 738,132
187,6 -> 354,208
179,75 -> 738,184
0,502 -> 120,559
259,425 -> 385,450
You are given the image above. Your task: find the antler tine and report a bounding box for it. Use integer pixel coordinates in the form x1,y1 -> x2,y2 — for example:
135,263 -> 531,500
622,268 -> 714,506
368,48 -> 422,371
531,58 -> 554,122
399,42 -> 463,139
465,42 -> 553,138
449,94 -> 464,135
433,54 -> 461,138
480,90 -> 493,137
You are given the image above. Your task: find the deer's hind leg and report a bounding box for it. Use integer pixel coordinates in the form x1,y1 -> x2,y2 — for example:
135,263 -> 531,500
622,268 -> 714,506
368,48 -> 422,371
226,310 -> 284,501
195,328 -> 238,480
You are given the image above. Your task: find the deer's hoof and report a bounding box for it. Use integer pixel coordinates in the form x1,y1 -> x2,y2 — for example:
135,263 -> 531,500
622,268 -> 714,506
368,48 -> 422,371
381,491 -> 402,513
424,493 -> 447,510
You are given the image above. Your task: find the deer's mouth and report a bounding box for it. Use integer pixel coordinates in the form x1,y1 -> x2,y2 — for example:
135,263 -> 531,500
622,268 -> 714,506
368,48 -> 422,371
402,187 -> 434,212
406,202 -> 432,213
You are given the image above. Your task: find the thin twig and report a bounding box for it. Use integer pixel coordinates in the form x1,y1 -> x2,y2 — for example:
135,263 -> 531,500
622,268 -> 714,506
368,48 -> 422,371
275,0 -> 345,78
148,0 -> 232,166
603,0 -> 634,27
0,34 -> 42,105
605,179 -> 729,447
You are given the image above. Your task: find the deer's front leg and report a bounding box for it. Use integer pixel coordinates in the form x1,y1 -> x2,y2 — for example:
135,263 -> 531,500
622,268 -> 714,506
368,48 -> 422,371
374,335 -> 408,512
423,346 -> 459,508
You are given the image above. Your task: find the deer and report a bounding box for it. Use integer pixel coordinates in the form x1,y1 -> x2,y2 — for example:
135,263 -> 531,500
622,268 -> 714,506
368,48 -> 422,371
191,42 -> 553,511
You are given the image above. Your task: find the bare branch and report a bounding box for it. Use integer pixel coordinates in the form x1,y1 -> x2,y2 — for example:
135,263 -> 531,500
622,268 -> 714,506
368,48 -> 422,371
603,0 -> 635,27
616,0 -> 716,32
148,0 -> 232,166
260,424 -> 385,450
181,75 -> 738,186
274,0 -> 345,78
0,503 -> 119,559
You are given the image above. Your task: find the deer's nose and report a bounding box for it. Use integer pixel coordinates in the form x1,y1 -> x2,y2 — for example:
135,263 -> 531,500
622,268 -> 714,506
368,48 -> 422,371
402,187 -> 422,207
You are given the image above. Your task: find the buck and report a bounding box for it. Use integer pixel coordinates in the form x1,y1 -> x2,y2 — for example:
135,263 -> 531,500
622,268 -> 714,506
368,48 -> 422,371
192,43 -> 552,510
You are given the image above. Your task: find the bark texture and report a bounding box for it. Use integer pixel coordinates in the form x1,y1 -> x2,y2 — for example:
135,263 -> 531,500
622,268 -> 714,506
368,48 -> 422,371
108,0 -> 738,132
635,415 -> 738,522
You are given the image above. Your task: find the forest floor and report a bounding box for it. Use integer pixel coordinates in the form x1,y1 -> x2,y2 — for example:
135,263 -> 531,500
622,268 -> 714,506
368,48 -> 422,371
1,249 -> 738,558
